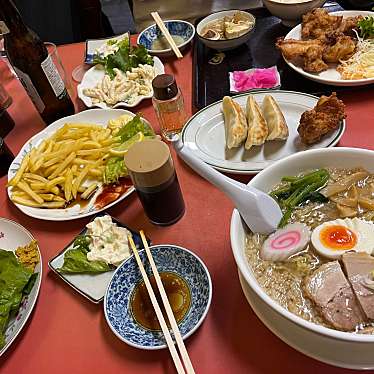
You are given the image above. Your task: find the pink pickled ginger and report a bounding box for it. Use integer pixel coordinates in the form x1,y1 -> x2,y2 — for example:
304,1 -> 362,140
232,67 -> 279,92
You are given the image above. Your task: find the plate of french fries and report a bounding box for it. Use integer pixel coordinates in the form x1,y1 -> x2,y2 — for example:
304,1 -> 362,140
7,109 -> 154,221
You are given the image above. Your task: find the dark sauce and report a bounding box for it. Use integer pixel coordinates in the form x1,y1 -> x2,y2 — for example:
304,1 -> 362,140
65,193 -> 90,209
95,177 -> 132,209
136,172 -> 185,225
131,271 -> 191,331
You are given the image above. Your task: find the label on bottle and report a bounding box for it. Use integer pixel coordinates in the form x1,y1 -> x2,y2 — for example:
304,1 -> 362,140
0,21 -> 9,35
13,67 -> 45,113
41,55 -> 65,98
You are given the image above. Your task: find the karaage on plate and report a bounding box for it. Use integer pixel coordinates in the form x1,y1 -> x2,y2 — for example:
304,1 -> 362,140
323,32 -> 356,63
297,92 -> 346,145
276,38 -> 327,73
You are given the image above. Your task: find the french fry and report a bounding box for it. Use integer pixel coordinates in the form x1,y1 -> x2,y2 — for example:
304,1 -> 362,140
23,173 -> 49,183
11,196 -> 42,207
72,162 -> 98,199
30,183 -> 60,195
47,176 -> 65,188
64,168 -> 73,201
17,181 -> 44,204
48,152 -> 76,180
8,153 -> 30,187
81,182 -> 98,199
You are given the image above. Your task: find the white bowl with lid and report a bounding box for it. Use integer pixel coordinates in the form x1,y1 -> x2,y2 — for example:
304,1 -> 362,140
230,147 -> 374,369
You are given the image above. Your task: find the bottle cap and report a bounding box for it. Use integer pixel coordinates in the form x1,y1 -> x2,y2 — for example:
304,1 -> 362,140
124,139 -> 174,188
152,74 -> 178,100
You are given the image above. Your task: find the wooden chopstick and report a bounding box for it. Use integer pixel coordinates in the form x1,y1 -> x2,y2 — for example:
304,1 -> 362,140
151,11 -> 183,59
140,231 -> 196,374
128,234 -> 186,374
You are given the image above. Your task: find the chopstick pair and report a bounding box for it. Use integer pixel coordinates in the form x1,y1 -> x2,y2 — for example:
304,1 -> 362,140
128,231 -> 195,374
151,11 -> 183,59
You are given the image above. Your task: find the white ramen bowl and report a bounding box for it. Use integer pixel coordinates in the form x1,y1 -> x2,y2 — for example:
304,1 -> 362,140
262,0 -> 326,27
230,147 -> 374,370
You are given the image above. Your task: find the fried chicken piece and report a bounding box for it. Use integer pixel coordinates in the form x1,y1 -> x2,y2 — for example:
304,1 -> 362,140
298,92 -> 346,145
323,32 -> 356,63
276,38 -> 328,73
302,8 -> 343,41
338,16 -> 364,36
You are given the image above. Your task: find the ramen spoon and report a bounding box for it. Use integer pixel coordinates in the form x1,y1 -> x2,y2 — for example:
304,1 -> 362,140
173,139 -> 282,234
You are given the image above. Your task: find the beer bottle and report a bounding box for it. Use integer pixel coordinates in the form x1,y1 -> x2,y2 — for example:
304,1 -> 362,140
0,0 -> 75,125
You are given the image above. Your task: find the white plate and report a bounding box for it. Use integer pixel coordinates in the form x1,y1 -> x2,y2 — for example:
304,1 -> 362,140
77,57 -> 164,108
284,10 -> 374,86
48,214 -> 149,303
181,90 -> 345,174
0,218 -> 42,356
7,109 -> 141,221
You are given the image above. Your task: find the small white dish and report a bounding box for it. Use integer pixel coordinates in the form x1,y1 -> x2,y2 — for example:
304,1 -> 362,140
180,90 -> 345,175
0,218 -> 42,356
78,57 -> 164,109
283,10 -> 374,86
7,109 -> 145,221
48,214 -> 149,303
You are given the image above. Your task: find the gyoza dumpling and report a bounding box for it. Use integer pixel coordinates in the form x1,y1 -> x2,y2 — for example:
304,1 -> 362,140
262,95 -> 289,140
245,95 -> 268,150
222,96 -> 248,149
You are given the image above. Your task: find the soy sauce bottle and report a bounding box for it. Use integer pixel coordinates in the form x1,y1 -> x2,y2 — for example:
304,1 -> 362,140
124,139 -> 185,225
0,0 -> 75,125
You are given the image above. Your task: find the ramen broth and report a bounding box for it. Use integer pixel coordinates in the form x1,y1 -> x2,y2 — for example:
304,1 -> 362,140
245,167 -> 374,332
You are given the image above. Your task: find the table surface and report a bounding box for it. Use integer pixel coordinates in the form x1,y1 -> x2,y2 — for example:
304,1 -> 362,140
1,35 -> 374,374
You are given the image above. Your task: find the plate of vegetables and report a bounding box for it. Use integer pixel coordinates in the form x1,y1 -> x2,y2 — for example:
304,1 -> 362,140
8,109 -> 156,221
0,218 -> 41,356
48,214 -> 150,303
78,34 -> 165,108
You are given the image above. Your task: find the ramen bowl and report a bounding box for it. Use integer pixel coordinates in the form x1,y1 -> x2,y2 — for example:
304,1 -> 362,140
262,0 -> 326,27
230,148 -> 374,369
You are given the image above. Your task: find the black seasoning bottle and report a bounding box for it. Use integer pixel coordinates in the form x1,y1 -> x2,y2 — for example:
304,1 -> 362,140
124,139 -> 185,225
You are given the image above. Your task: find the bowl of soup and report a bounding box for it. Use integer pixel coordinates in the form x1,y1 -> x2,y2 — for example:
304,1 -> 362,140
196,10 -> 255,51
262,0 -> 326,27
137,20 -> 195,58
230,148 -> 374,369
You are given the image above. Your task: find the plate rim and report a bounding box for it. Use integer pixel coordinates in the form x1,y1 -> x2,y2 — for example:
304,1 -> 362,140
0,217 -> 42,357
47,213 -> 151,303
7,108 -> 142,221
181,89 -> 346,175
283,10 -> 374,86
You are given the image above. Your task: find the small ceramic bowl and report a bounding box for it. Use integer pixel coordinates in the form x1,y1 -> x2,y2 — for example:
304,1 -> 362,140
196,10 -> 255,51
262,0 -> 326,27
137,20 -> 195,57
104,244 -> 212,350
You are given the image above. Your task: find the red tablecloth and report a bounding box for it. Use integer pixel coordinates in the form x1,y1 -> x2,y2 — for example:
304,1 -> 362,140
1,37 -> 374,374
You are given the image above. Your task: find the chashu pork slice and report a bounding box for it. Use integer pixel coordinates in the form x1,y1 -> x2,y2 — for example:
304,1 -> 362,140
342,252 -> 374,321
304,261 -> 366,331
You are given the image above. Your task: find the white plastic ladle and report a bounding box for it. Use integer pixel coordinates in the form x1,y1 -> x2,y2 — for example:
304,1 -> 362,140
173,139 -> 282,234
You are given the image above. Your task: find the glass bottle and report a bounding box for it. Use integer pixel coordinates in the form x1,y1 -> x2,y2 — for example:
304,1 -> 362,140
124,139 -> 185,225
152,74 -> 187,141
0,0 -> 75,125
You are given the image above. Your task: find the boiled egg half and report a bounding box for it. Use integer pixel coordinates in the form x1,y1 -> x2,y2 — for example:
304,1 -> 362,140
311,218 -> 374,259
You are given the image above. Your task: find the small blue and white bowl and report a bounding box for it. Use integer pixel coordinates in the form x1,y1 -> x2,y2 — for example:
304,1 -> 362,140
104,244 -> 212,349
137,20 -> 195,57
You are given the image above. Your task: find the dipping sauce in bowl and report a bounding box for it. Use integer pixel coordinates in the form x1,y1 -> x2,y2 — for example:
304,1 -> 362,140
131,271 -> 191,330
151,35 -> 185,51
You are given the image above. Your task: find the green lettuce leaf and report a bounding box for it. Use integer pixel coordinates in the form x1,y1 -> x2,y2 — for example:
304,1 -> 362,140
57,235 -> 111,274
116,114 -> 155,143
94,37 -> 153,79
103,157 -> 128,185
0,249 -> 35,349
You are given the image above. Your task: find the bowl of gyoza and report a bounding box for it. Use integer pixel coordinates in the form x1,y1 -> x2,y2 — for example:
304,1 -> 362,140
230,147 -> 374,370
